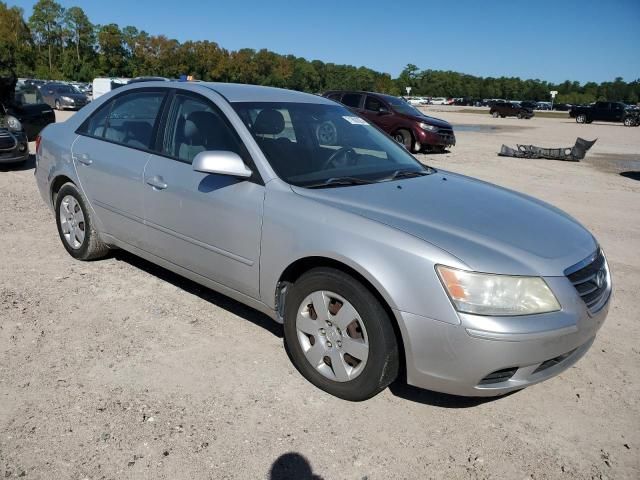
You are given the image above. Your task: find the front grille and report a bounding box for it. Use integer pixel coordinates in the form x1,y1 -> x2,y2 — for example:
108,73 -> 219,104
437,128 -> 456,145
0,129 -> 17,151
565,249 -> 610,313
478,367 -> 517,385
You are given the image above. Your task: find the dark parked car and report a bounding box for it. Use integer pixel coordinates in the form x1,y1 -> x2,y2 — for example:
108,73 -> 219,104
1,77 -> 55,164
519,101 -> 539,110
552,103 -> 572,111
490,102 -> 534,119
323,90 -> 455,152
570,101 -> 636,125
41,83 -> 90,110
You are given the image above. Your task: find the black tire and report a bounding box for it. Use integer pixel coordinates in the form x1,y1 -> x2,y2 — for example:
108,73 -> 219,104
393,129 -> 414,152
54,182 -> 109,261
623,116 -> 634,127
283,267 -> 399,401
55,100 -> 61,111
517,112 -> 523,119
576,113 -> 587,124
491,110 -> 499,118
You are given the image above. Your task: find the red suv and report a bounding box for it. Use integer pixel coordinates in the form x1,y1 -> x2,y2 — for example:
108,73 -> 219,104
323,90 -> 455,153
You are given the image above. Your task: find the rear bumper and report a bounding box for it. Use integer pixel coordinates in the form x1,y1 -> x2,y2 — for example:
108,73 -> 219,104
395,276 -> 609,397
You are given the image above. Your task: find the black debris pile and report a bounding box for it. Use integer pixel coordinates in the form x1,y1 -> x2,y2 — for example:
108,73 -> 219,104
499,137 -> 597,162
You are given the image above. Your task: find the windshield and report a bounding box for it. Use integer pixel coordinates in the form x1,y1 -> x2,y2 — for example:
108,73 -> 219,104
232,102 -> 428,187
385,96 -> 424,116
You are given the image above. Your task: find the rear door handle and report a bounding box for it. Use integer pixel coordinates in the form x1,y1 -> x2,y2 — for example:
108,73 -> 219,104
73,153 -> 92,165
146,175 -> 168,190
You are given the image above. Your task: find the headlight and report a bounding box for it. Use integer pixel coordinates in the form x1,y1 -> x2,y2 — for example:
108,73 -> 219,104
6,115 -> 22,132
436,265 -> 561,316
61,96 -> 73,101
419,122 -> 438,132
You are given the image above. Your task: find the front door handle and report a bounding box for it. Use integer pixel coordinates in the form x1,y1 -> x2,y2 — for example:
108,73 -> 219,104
146,175 -> 168,190
73,153 -> 92,165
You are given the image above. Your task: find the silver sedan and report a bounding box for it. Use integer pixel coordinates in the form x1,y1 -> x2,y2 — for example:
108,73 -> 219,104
34,82 -> 611,400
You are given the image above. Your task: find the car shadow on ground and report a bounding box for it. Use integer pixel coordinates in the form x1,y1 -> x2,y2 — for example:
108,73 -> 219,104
389,380 -> 518,408
269,452 -> 323,480
112,249 -> 284,338
620,171 -> 640,181
0,154 -> 35,172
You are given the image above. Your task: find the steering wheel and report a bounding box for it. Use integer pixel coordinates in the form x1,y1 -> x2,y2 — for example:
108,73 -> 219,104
322,147 -> 358,170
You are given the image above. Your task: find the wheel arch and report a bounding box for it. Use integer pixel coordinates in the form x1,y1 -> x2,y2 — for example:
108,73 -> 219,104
276,255 -> 407,377
50,174 -> 75,205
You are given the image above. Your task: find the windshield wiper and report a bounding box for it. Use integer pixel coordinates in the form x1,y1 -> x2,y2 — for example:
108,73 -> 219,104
383,169 -> 431,181
305,176 -> 376,189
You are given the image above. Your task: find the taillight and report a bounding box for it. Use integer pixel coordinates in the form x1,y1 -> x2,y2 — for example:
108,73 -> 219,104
35,135 -> 42,154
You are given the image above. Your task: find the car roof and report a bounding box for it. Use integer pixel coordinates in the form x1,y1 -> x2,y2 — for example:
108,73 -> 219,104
118,81 -> 334,105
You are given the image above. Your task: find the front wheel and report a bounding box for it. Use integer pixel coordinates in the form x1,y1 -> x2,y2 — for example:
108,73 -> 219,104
55,183 -> 109,260
623,116 -> 634,127
283,268 -> 399,401
393,129 -> 414,152
55,99 -> 61,111
517,112 -> 523,119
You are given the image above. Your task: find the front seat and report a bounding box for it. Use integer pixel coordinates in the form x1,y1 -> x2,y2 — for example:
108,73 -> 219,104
252,109 -> 301,176
178,110 -> 237,162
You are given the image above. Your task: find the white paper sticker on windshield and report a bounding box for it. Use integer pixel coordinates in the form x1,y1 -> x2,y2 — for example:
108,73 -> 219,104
342,116 -> 369,125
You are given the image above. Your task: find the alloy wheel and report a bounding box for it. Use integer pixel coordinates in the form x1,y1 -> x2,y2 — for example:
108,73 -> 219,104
59,195 -> 86,249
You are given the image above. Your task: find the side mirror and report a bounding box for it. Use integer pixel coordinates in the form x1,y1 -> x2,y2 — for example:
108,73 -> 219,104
192,150 -> 252,178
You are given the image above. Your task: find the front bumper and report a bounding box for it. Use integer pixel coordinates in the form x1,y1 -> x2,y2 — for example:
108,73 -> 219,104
0,131 -> 29,163
396,275 -> 610,397
415,127 -> 456,147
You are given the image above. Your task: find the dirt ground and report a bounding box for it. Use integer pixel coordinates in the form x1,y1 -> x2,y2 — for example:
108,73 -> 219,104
1,108 -> 639,479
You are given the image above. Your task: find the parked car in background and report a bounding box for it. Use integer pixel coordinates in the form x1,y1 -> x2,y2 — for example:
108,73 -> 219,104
536,102 -> 552,110
520,101 -> 539,110
553,103 -> 572,111
570,101 -> 636,125
1,77 -> 55,163
429,97 -> 449,105
92,77 -> 130,99
3,78 -> 55,137
324,90 -> 455,152
40,82 -> 90,110
35,81 -> 611,401
490,101 -> 534,119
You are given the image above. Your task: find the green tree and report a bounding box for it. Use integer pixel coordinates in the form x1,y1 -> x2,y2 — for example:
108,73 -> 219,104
28,0 -> 64,74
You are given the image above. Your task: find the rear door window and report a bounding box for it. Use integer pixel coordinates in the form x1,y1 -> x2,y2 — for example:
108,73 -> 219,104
341,93 -> 363,108
103,91 -> 166,149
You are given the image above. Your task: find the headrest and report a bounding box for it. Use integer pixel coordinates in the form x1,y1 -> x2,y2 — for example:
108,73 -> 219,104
253,109 -> 285,135
184,111 -> 218,140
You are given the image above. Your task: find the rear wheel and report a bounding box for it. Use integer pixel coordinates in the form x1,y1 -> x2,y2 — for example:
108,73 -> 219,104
283,268 -> 399,401
623,116 -> 634,127
576,113 -> 587,124
491,110 -> 499,118
55,183 -> 109,261
517,112 -> 523,119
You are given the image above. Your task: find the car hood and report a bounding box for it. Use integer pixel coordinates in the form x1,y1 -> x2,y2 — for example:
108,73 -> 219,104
397,111 -> 452,128
292,171 -> 596,276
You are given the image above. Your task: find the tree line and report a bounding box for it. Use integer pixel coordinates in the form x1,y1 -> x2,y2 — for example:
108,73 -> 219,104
2,0 -> 639,105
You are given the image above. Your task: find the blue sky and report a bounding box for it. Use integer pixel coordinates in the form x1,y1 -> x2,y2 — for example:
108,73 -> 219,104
13,0 -> 640,83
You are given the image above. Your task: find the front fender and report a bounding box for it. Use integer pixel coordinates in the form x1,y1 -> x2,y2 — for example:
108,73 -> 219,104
259,181 -> 466,326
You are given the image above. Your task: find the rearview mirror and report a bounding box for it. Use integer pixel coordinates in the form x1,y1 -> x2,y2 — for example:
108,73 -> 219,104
192,151 -> 252,178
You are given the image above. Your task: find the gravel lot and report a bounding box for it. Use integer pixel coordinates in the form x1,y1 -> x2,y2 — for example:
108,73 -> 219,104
1,108 -> 639,479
